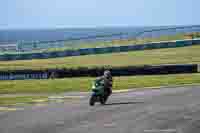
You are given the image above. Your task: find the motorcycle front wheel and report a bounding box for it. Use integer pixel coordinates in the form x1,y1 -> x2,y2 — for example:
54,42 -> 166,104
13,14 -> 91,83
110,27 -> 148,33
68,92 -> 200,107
89,95 -> 96,106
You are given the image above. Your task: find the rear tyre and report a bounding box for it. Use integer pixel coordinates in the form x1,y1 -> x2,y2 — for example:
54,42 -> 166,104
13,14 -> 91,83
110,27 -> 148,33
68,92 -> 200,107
100,96 -> 106,105
89,95 -> 96,106
104,95 -> 109,104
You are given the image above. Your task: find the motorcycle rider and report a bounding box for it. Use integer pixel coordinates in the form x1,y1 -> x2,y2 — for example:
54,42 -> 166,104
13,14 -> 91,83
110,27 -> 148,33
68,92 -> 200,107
98,70 -> 113,97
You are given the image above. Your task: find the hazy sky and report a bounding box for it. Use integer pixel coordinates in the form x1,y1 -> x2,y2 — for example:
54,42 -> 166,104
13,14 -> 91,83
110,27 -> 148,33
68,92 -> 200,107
0,0 -> 199,29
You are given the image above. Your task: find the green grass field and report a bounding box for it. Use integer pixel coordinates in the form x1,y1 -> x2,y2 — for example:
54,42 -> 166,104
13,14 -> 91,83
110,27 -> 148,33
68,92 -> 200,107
0,73 -> 200,94
0,33 -> 199,97
45,33 -> 190,51
0,32 -> 196,55
0,45 -> 199,71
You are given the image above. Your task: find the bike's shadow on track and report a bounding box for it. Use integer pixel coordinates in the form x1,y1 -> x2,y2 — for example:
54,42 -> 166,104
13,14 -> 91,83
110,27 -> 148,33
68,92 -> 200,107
104,101 -> 144,106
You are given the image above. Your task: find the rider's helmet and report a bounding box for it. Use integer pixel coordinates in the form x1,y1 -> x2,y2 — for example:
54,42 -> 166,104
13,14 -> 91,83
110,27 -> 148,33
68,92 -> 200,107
104,70 -> 111,79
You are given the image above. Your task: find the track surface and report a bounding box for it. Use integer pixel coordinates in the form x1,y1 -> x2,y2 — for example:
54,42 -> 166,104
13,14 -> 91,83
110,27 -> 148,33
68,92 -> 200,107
1,86 -> 200,133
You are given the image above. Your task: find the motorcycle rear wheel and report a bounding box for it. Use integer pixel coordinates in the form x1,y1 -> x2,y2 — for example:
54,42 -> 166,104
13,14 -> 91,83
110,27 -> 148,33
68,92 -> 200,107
100,96 -> 106,105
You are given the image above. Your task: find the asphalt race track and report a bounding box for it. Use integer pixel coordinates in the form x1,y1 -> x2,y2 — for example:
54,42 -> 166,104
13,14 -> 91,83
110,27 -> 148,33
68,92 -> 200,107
1,86 -> 200,133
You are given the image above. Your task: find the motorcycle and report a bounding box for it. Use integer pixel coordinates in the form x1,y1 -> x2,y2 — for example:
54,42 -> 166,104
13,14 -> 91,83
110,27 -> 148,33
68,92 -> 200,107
89,78 -> 109,106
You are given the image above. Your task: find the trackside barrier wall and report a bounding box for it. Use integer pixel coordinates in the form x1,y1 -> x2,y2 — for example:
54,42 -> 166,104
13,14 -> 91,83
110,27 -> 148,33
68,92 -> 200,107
0,64 -> 197,80
0,39 -> 200,61
0,73 -> 48,80
198,64 -> 200,72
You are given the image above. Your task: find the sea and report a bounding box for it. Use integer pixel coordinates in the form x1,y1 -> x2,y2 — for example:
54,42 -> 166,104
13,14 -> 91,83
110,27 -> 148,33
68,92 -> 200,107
1,25 -> 200,44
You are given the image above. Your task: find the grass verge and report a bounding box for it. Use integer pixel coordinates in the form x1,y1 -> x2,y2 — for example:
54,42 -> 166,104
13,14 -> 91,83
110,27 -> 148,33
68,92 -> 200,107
0,45 -> 200,71
0,73 -> 200,94
0,33 -> 193,55
46,33 -> 190,51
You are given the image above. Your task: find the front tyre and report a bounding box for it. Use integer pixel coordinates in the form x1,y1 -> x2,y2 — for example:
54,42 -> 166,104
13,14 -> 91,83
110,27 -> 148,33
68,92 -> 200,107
89,95 -> 96,106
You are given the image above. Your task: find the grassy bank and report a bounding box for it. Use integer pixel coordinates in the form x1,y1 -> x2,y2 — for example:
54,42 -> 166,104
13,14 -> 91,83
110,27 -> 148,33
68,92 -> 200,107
0,73 -> 200,94
46,33 -> 191,51
0,45 -> 199,71
0,33 -> 193,55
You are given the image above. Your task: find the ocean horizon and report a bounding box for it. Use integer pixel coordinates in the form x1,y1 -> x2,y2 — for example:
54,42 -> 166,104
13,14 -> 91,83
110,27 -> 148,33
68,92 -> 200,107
1,25 -> 200,44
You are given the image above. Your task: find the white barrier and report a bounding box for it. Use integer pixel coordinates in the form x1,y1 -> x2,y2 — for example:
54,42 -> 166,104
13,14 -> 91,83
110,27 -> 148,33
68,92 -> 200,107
0,73 -> 48,80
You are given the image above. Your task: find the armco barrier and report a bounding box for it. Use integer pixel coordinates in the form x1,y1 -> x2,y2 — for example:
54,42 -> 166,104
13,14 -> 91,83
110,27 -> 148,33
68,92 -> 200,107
0,72 -> 48,80
0,64 -> 198,80
0,39 -> 200,61
198,64 -> 200,72
56,64 -> 198,77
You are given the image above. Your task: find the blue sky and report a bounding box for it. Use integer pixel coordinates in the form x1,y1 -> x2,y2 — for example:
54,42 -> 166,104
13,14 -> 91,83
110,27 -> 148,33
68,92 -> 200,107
0,0 -> 199,29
